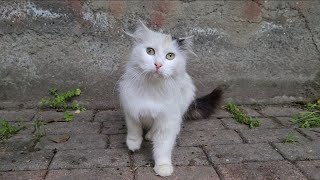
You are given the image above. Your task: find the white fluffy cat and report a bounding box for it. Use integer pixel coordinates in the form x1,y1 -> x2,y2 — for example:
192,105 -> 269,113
119,21 -> 223,177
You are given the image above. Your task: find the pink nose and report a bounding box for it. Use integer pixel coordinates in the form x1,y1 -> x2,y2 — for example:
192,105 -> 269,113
154,62 -> 162,70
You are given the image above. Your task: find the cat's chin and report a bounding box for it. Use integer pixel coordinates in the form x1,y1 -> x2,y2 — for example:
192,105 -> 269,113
152,72 -> 164,78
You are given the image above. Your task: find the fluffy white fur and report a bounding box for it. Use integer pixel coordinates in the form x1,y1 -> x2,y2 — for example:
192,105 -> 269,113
119,21 -> 195,177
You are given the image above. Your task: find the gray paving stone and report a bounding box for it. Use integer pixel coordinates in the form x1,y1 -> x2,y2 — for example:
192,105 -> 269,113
0,150 -> 54,171
239,128 -> 308,143
259,106 -> 302,117
211,108 -> 232,118
35,134 -> 107,150
296,160 -> 320,180
177,130 -> 242,146
0,110 -> 36,122
135,166 -> 220,180
44,122 -> 100,135
0,134 -> 33,152
204,143 -> 283,164
46,167 -> 133,180
273,141 -> 320,161
109,134 -> 126,149
102,121 -> 126,135
275,117 -> 297,127
240,106 -> 262,117
34,110 -> 93,122
94,110 -> 124,122
217,161 -> 307,180
298,128 -> 320,141
50,149 -> 130,169
221,117 -> 280,130
182,118 -> 225,131
134,147 -> 209,167
0,170 -> 46,180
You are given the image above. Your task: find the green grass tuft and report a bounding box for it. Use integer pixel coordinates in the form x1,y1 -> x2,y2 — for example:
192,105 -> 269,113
40,88 -> 84,111
292,100 -> 320,128
63,111 -> 74,122
0,119 -> 24,140
226,102 -> 261,128
284,132 -> 299,144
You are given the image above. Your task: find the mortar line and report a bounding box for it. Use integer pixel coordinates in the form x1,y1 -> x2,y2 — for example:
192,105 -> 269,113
199,145 -> 223,180
43,149 -> 57,179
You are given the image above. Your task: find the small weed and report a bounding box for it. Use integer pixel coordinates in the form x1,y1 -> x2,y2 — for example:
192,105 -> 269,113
63,111 -> 74,122
226,102 -> 261,128
0,119 -> 23,140
40,88 -> 84,111
34,119 -> 46,140
292,99 -> 320,128
284,132 -> 299,144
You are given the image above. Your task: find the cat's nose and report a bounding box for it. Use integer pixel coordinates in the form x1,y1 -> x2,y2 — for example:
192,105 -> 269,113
154,62 -> 162,70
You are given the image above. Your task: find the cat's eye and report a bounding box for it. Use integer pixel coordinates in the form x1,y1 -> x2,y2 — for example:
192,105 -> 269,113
146,47 -> 155,55
166,53 -> 175,60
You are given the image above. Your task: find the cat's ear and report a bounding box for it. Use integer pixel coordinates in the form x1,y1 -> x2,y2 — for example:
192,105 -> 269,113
123,20 -> 150,41
175,36 -> 197,56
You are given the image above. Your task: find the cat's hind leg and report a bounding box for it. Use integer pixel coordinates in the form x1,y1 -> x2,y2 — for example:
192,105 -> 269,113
125,115 -> 143,152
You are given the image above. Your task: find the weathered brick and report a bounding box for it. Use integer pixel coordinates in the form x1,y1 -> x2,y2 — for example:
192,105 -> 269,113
0,135 -> 33,152
109,134 -> 126,149
133,147 -> 209,167
275,117 -> 297,127
135,166 -> 220,180
177,130 -> 242,146
240,106 -> 262,117
0,150 -> 54,171
273,141 -> 320,161
239,128 -> 308,143
211,108 -> 232,118
50,149 -> 130,169
205,143 -> 283,164
35,134 -> 107,150
0,170 -> 46,180
46,167 -> 133,180
44,122 -> 100,135
217,161 -> 307,180
182,118 -> 225,131
298,128 -> 320,141
0,110 -> 36,122
221,117 -> 280,130
259,106 -> 302,117
34,110 -> 93,122
102,121 -> 126,135
94,110 -> 124,122
296,160 -> 320,180
0,122 -> 35,152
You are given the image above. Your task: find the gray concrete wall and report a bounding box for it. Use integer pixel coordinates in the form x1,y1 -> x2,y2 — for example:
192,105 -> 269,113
0,0 -> 319,109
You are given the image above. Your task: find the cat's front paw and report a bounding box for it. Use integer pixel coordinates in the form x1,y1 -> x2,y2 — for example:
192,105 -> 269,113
154,164 -> 173,177
126,136 -> 142,152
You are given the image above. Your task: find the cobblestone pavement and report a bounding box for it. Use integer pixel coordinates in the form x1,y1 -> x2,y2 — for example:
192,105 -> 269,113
0,105 -> 319,180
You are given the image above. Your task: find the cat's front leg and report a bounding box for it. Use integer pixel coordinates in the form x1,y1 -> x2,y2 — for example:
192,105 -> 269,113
125,114 -> 143,152
152,119 -> 181,177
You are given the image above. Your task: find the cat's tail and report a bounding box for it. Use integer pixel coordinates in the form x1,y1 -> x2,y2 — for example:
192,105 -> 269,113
183,85 -> 228,120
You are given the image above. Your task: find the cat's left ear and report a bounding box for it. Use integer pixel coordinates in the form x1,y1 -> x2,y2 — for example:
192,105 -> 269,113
174,36 -> 197,56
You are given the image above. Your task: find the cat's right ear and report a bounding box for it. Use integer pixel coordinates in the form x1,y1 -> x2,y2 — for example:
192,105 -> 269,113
123,20 -> 150,42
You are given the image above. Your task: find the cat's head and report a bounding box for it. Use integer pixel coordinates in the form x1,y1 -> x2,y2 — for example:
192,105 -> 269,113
126,21 -> 194,78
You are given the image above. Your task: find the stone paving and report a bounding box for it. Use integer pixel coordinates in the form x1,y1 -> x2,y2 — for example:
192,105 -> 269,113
0,105 -> 320,180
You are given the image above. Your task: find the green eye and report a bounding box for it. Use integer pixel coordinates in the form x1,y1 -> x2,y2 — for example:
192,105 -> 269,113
166,53 -> 175,60
146,47 -> 155,55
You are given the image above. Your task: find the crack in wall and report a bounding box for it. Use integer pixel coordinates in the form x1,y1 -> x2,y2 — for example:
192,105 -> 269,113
291,5 -> 320,58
